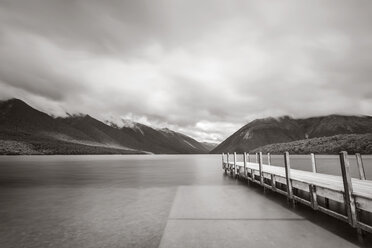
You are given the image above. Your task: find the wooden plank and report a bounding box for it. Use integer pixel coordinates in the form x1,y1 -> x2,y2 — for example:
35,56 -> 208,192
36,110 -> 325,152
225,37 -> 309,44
243,152 -> 247,177
357,222 -> 372,234
355,196 -> 372,213
339,151 -> 357,228
223,152 -> 228,173
271,174 -> 276,192
284,152 -> 294,205
258,152 -> 263,186
276,188 -> 288,196
263,183 -> 272,190
311,153 -> 317,173
275,176 -> 287,185
267,153 -> 271,165
309,185 -> 318,210
263,172 -> 272,180
227,153 -> 230,169
325,198 -> 330,209
248,169 -> 254,182
221,153 -> 224,169
318,206 -> 348,222
247,168 -> 251,180
233,152 -> 237,177
356,153 -> 366,180
316,186 -> 344,203
292,180 -> 310,192
293,195 -> 312,207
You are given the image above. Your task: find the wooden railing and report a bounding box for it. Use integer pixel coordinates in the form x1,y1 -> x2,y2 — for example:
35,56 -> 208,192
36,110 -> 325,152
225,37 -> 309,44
221,151 -> 372,236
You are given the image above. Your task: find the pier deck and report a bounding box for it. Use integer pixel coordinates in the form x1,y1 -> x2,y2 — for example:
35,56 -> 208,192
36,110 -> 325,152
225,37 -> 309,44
234,162 -> 372,198
222,152 -> 372,235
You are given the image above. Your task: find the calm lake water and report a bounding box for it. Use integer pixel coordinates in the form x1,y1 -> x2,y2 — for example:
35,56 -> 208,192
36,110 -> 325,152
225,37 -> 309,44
0,154 -> 371,247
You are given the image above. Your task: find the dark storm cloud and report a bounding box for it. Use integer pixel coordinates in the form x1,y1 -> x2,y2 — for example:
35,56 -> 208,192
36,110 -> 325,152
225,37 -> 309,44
0,0 -> 372,142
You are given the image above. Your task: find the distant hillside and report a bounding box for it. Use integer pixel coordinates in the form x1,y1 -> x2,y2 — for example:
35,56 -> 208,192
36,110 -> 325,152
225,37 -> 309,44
212,116 -> 305,153
212,115 -> 372,153
297,115 -> 372,137
201,142 -> 219,151
81,116 -> 207,153
0,98 -> 208,155
251,134 -> 372,154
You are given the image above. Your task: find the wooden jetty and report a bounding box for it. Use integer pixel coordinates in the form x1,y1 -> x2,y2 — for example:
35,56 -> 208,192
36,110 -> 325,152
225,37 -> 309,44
221,151 -> 372,235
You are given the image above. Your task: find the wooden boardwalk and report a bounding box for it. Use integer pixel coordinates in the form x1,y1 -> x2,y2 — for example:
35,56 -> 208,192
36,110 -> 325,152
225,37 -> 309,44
222,151 -> 372,235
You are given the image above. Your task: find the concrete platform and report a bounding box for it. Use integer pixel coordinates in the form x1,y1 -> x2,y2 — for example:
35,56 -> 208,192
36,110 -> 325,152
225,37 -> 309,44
159,185 -> 359,248
168,186 -> 300,220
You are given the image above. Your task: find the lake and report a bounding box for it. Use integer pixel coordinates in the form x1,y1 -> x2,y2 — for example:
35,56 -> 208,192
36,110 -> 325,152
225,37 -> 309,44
0,154 -> 371,247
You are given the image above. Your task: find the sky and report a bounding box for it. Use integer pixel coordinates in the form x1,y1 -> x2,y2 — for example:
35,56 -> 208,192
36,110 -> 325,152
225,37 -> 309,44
0,0 -> 372,143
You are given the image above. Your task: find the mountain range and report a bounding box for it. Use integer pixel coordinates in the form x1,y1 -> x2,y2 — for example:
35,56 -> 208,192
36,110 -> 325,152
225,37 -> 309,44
1,98 -> 372,155
212,115 -> 372,154
0,98 -> 209,155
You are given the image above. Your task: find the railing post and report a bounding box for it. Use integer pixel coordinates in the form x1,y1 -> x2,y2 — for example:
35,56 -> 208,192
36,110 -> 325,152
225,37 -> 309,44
284,152 -> 294,206
227,153 -> 230,174
310,153 -> 317,173
271,174 -> 276,192
255,153 -> 258,163
267,153 -> 271,165
355,153 -> 366,180
339,151 -> 357,227
223,153 -> 228,173
222,153 -> 224,169
243,152 -> 247,177
267,152 -> 275,190
309,185 -> 318,210
233,152 -> 237,177
258,152 -> 263,186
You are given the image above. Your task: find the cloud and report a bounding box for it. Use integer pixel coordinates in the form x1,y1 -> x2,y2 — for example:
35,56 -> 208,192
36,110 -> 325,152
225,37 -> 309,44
0,0 -> 372,142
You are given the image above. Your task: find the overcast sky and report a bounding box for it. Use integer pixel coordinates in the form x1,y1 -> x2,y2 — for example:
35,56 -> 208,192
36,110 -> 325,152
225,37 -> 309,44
0,0 -> 372,143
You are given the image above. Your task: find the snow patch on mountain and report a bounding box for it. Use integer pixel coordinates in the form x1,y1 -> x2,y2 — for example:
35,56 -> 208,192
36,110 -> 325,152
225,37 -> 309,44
184,140 -> 196,148
104,117 -> 145,135
243,131 -> 252,140
121,119 -> 144,135
159,128 -> 175,135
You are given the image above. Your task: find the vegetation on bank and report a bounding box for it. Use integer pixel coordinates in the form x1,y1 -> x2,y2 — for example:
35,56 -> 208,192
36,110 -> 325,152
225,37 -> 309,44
0,138 -> 146,155
251,133 -> 372,154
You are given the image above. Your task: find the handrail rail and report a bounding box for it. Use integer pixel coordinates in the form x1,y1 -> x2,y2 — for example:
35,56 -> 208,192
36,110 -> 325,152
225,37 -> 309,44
221,151 -> 372,236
